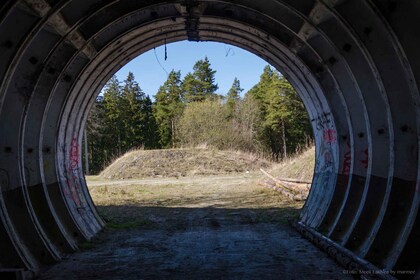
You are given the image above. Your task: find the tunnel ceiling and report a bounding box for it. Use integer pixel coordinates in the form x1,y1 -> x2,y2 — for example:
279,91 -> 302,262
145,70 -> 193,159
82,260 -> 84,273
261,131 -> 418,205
0,0 -> 419,278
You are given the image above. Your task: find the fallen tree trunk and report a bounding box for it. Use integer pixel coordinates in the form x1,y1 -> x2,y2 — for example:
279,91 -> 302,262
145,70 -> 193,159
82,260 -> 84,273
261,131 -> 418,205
259,169 -> 311,201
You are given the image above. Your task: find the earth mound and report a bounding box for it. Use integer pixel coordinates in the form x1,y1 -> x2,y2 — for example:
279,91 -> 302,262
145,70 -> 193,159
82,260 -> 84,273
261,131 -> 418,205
100,148 -> 273,179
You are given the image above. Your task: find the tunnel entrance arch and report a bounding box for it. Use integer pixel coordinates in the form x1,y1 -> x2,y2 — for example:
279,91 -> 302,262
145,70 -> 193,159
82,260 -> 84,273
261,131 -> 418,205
0,0 -> 418,277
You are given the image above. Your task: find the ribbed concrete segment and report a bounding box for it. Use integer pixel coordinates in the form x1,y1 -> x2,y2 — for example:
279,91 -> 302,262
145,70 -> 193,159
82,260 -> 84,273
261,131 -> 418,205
0,0 -> 418,278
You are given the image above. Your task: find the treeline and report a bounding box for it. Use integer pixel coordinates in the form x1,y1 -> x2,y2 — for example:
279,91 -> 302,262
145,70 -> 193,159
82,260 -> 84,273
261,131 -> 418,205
86,57 -> 312,174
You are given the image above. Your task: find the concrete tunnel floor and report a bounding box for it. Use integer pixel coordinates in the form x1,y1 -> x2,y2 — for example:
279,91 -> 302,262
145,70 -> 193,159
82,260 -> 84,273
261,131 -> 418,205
39,175 -> 351,279
1,0 -> 419,276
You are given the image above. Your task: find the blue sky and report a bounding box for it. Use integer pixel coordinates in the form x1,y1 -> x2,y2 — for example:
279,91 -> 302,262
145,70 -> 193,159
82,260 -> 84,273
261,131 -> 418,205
113,41 -> 270,98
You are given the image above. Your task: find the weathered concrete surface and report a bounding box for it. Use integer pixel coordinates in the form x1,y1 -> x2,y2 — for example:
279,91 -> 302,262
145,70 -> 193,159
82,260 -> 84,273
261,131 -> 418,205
39,175 -> 350,280
40,215 -> 350,280
0,0 -> 419,278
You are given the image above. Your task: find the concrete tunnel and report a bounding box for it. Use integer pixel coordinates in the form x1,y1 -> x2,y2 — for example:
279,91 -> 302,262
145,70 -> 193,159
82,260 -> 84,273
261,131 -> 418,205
0,0 -> 419,278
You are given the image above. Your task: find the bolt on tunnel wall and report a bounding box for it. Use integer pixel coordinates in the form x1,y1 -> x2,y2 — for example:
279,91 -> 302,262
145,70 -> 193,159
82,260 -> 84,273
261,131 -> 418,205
0,0 -> 419,278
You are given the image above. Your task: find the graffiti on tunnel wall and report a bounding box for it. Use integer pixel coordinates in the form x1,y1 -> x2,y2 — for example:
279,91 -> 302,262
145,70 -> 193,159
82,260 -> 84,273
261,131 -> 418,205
305,112 -> 338,225
69,137 -> 79,170
64,136 -> 85,207
313,112 -> 332,131
342,138 -> 351,175
312,113 -> 337,174
323,129 -> 336,144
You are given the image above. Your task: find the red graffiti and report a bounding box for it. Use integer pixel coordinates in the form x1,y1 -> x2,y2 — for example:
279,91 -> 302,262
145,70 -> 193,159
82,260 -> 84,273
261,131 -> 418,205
342,139 -> 351,175
67,136 -> 82,207
361,148 -> 369,169
69,137 -> 79,170
323,150 -> 333,166
62,181 -> 81,207
323,129 -> 337,144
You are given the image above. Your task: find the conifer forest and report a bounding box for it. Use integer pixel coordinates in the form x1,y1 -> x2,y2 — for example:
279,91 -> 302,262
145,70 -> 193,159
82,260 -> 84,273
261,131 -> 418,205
86,58 -> 312,173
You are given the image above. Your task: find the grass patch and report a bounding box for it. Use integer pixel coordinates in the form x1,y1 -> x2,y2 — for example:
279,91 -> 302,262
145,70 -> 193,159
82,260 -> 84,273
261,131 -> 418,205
85,175 -> 102,182
268,146 -> 315,182
99,147 -> 273,180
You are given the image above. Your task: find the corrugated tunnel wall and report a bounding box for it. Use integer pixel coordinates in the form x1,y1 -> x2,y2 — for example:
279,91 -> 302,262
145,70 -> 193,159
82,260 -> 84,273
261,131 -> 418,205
0,0 -> 418,278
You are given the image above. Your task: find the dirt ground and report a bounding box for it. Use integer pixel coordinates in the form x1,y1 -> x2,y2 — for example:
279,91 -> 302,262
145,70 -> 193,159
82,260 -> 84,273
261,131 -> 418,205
40,173 -> 351,280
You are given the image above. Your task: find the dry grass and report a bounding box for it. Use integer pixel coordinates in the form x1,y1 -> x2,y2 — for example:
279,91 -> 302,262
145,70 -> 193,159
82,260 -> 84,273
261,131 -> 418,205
100,147 -> 272,180
267,146 -> 315,182
87,172 -> 304,226
90,173 -> 261,208
89,146 -> 314,225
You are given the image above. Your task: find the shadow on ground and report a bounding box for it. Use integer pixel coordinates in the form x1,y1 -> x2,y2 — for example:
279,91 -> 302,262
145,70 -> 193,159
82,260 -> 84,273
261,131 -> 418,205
97,204 -> 301,229
40,205 -> 350,280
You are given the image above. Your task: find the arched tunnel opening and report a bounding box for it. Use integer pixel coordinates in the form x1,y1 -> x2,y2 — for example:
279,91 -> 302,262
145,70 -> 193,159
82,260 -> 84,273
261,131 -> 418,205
0,0 -> 418,278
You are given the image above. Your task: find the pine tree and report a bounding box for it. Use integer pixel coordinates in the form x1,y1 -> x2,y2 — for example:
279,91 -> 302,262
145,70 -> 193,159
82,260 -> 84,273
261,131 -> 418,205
120,72 -> 147,150
181,73 -> 198,103
86,75 -> 125,172
245,65 -> 311,160
154,70 -> 184,148
182,57 -> 218,102
120,72 -> 161,150
193,56 -> 218,95
226,77 -> 243,119
263,70 -> 286,160
142,95 -> 160,149
276,77 -> 312,154
86,96 -> 107,174
102,75 -> 124,156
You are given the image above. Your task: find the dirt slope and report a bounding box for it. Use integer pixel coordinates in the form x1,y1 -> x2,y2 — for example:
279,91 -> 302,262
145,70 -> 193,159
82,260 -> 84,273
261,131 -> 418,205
267,146 -> 315,182
100,148 -> 272,179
